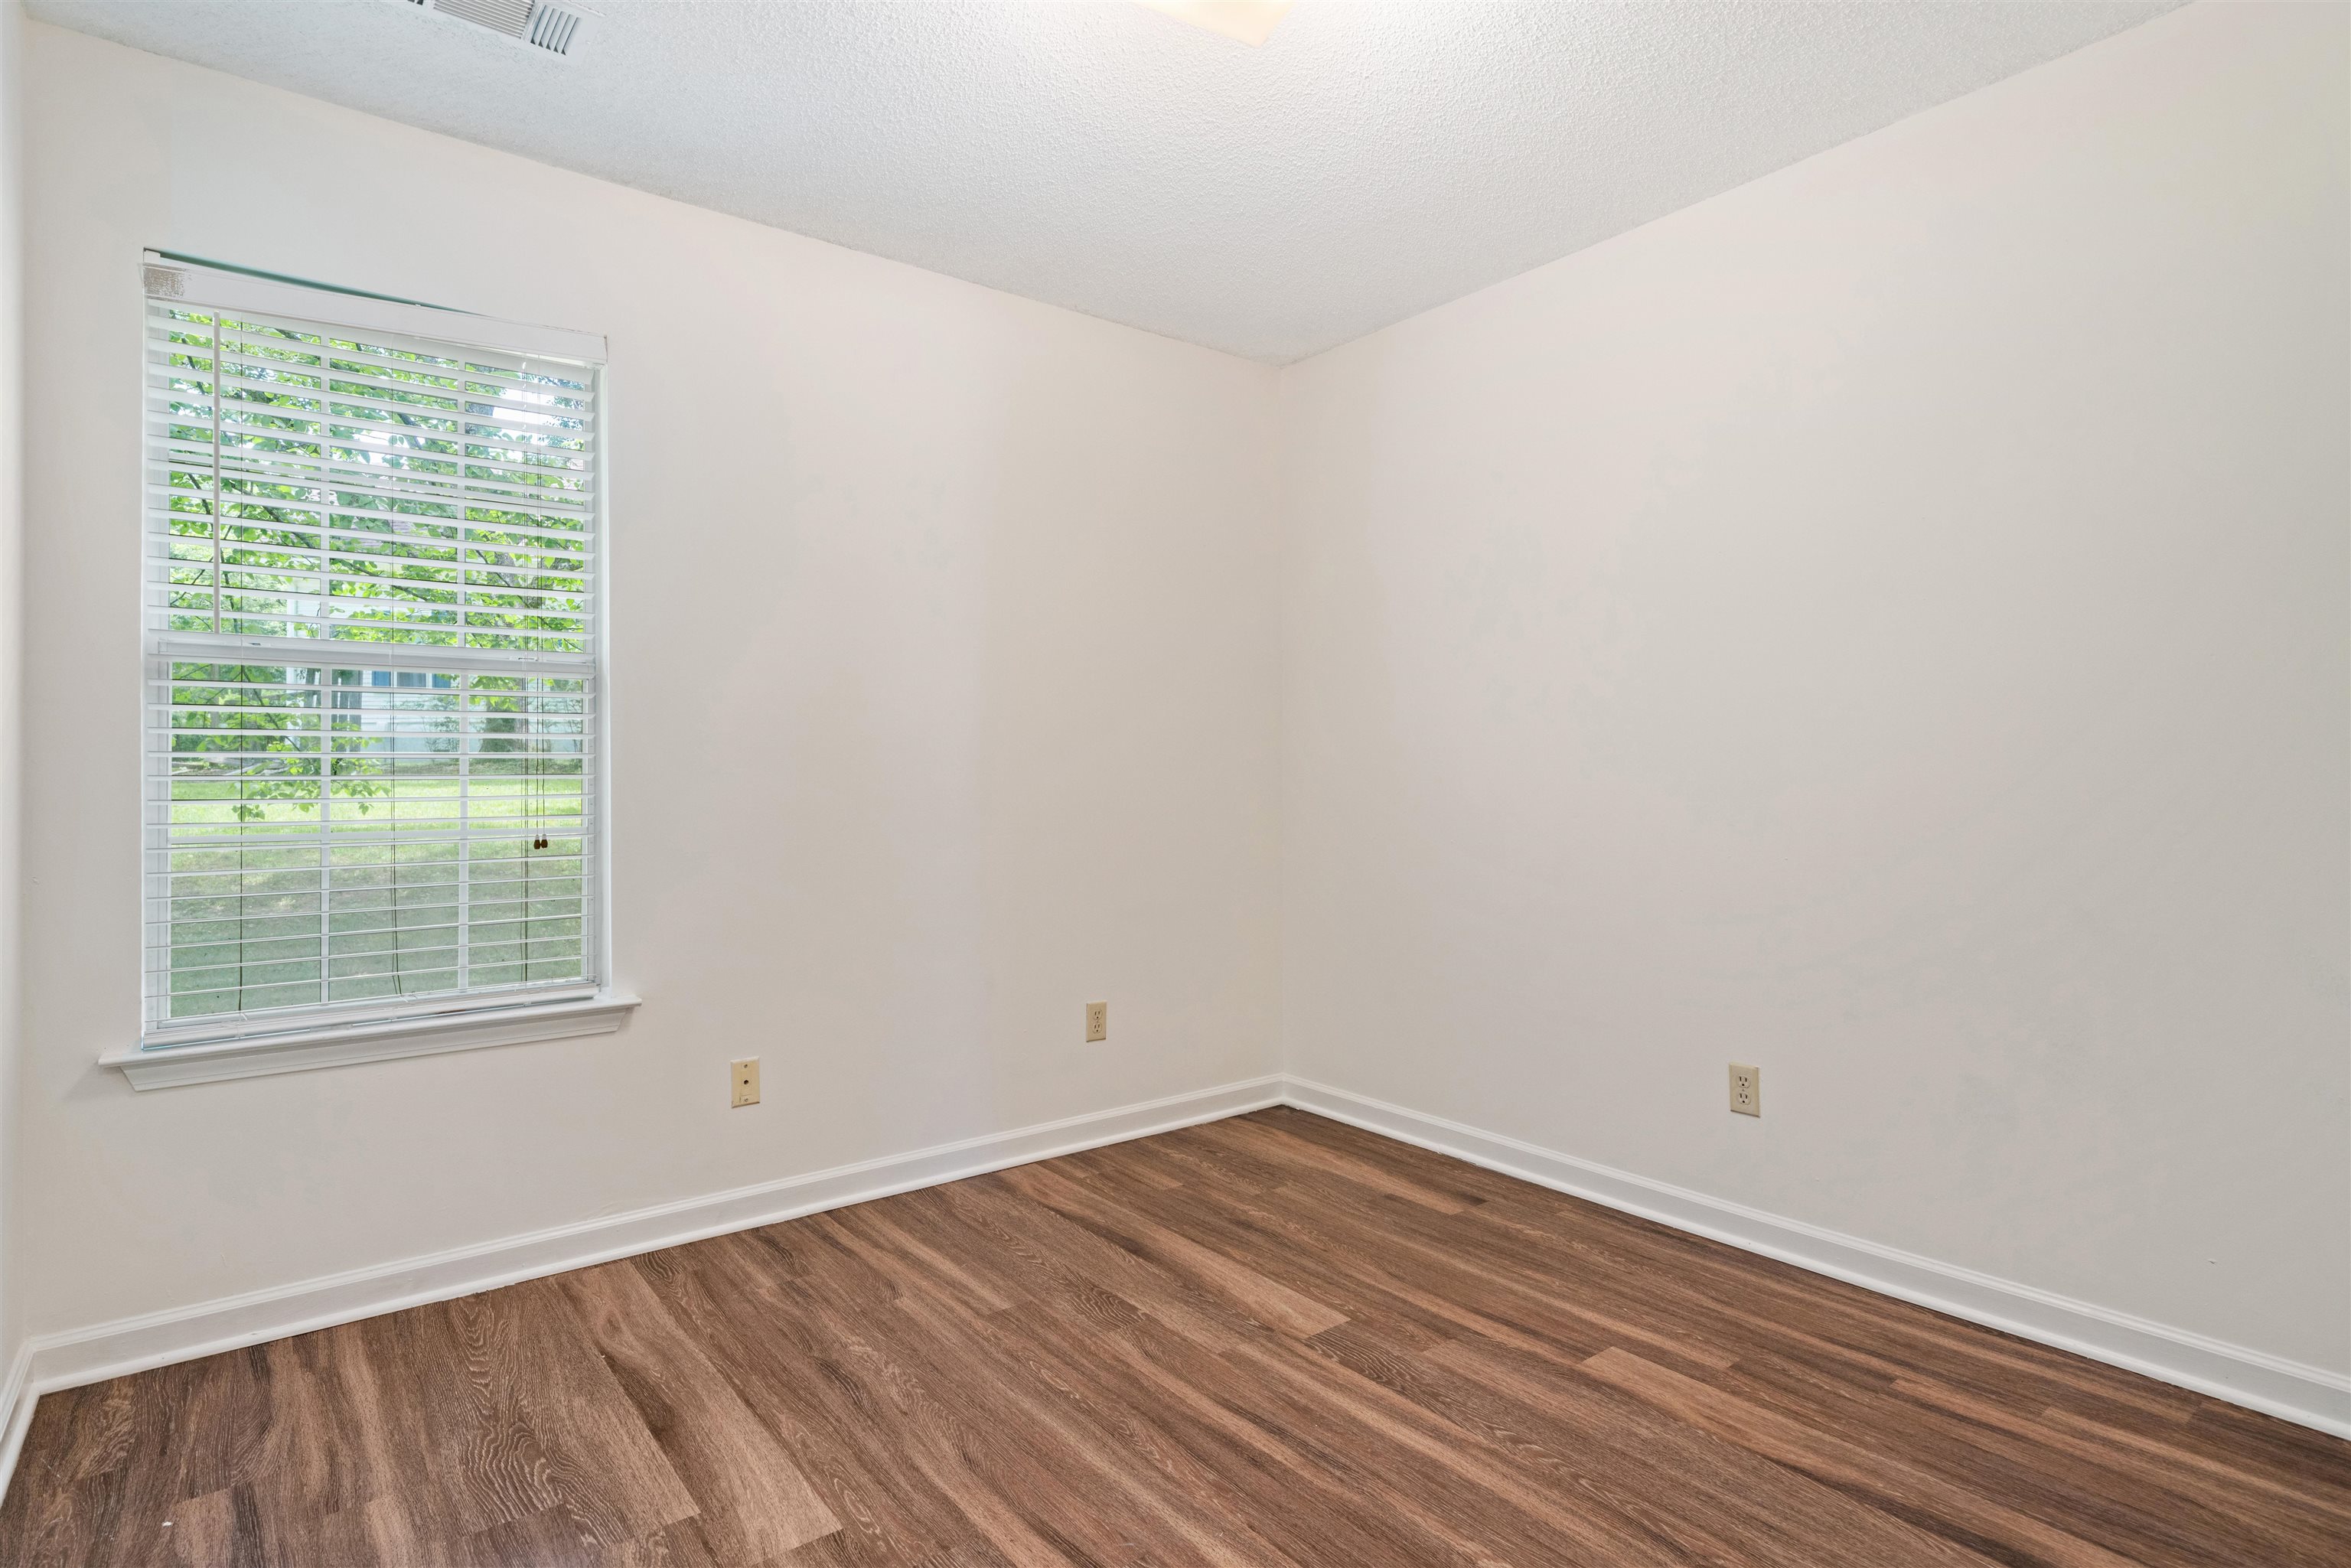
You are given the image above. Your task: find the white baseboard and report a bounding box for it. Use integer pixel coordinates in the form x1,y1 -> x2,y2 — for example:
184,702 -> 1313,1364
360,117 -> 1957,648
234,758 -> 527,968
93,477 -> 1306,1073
1283,1075 -> 2351,1440
1,1066 -> 2340,1513
0,1073 -> 1285,1504
0,1344 -> 33,1511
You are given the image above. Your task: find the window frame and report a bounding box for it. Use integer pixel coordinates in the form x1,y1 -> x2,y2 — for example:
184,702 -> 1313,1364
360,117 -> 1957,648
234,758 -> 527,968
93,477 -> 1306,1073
103,255 -> 635,1090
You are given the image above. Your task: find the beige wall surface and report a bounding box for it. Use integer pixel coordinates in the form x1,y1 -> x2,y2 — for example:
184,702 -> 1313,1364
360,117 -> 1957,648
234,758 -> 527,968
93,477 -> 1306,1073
1278,2 -> 2349,1373
9,2 -> 2345,1399
0,0 -> 24,1380
15,22 -> 1283,1338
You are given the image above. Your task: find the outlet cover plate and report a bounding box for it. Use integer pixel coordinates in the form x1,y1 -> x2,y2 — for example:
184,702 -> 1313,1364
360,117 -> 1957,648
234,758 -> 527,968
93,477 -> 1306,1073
1729,1063 -> 1760,1117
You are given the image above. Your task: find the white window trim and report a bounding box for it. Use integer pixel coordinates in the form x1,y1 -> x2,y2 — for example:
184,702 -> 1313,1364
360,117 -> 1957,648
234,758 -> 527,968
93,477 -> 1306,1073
100,992 -> 643,1090
109,256 -> 629,1090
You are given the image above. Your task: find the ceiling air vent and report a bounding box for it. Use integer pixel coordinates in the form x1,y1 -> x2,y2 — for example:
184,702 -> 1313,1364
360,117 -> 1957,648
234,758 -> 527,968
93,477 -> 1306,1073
526,2 -> 586,55
407,0 -> 591,58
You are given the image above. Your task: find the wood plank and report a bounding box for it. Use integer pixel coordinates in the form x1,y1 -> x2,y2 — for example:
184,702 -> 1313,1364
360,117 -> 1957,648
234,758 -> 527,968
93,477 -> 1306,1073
1579,1345 -> 2146,1568
555,1260 -> 841,1561
1337,1322 -> 2007,1568
1188,1113 -> 1484,1213
631,1235 -> 984,1567
982,1165 -> 1347,1338
439,1280 -> 700,1547
4,1109 -> 2343,1568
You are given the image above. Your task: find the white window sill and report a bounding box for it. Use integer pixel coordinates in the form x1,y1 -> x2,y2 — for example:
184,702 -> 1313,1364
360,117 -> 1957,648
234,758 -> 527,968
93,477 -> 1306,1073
99,993 -> 642,1090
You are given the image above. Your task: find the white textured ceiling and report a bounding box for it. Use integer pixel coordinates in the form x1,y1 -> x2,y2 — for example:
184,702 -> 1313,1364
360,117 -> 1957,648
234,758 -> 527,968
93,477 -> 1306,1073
29,0 -> 2177,362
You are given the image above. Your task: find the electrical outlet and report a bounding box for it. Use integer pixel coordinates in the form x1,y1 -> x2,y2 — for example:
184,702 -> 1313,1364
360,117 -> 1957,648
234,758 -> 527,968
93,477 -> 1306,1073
730,1057 -> 760,1108
1085,1002 -> 1108,1043
1728,1063 -> 1760,1117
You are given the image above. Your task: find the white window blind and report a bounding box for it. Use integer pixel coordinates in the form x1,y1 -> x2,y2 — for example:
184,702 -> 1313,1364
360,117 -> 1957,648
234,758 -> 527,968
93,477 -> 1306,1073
141,259 -> 608,1047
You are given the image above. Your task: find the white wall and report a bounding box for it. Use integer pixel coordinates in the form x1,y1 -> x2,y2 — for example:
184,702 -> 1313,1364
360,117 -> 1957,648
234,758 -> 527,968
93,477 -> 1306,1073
15,23 -> 1281,1339
9,0 -> 2345,1405
0,0 -> 24,1386
1280,0 -> 2349,1376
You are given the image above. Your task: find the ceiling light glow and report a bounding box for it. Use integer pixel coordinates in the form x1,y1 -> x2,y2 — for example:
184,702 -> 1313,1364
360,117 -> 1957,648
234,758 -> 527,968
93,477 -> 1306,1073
1136,2 -> 1293,47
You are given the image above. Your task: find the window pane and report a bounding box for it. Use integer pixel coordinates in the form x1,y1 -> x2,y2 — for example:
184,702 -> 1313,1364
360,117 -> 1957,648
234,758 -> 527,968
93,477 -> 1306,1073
156,661 -> 593,1022
144,286 -> 601,1037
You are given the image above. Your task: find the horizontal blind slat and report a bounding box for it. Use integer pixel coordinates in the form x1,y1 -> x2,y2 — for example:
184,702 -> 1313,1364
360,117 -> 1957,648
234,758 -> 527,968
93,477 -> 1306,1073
145,289 -> 604,1039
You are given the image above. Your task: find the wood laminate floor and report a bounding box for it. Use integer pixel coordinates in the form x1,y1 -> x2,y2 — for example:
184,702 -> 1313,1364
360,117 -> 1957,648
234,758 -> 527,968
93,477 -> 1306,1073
2,1107 -> 2344,1566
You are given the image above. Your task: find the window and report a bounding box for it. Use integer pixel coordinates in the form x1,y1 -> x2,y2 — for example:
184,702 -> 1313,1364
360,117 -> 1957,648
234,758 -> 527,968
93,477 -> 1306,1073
114,257 -> 633,1088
